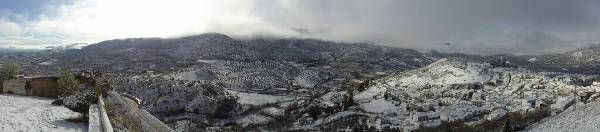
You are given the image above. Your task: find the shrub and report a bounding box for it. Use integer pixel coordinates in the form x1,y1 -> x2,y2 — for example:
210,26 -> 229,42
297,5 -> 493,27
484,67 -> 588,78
1,63 -> 18,80
94,75 -> 111,97
308,105 -> 322,120
57,71 -> 80,97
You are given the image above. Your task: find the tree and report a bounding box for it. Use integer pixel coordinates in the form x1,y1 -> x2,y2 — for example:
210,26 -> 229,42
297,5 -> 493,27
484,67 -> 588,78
57,70 -> 80,97
340,79 -> 358,110
94,74 -> 112,98
1,63 -> 18,80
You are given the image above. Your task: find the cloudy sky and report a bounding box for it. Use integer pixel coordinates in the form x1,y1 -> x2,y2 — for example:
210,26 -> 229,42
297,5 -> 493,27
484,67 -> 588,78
1,0 -> 599,54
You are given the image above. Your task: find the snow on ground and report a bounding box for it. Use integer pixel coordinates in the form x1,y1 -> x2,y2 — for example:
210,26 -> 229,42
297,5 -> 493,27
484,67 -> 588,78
196,59 -> 220,64
359,99 -> 402,114
227,90 -> 295,106
525,101 -> 600,132
354,86 -> 386,103
0,94 -> 87,132
414,58 -> 491,85
317,111 -> 370,125
235,114 -> 272,127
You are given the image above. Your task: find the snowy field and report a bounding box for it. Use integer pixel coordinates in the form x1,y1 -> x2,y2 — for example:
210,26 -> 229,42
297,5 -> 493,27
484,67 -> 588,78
227,90 -> 295,106
0,94 -> 87,132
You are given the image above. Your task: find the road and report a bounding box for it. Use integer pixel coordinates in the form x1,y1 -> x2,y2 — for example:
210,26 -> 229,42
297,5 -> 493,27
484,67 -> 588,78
0,94 -> 87,132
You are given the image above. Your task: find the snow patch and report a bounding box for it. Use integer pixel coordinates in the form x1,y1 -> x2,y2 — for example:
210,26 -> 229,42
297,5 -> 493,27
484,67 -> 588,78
228,90 -> 295,105
236,114 -> 272,127
196,59 -> 220,64
359,99 -> 403,113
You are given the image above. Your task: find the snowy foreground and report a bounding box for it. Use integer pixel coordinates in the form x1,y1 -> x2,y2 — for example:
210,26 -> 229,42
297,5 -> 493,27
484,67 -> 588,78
0,94 -> 87,132
526,101 -> 600,131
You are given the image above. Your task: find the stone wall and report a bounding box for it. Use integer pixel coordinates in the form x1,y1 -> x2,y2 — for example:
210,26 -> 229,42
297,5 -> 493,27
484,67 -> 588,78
88,104 -> 101,132
104,91 -> 174,132
2,79 -> 27,95
1,77 -> 59,98
28,77 -> 59,98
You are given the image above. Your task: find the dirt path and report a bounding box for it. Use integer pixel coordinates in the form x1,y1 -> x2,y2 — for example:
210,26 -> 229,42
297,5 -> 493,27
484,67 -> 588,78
0,94 -> 87,132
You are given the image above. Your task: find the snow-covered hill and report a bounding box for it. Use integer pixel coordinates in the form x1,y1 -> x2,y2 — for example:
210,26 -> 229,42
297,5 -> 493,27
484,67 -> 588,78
347,58 -> 599,131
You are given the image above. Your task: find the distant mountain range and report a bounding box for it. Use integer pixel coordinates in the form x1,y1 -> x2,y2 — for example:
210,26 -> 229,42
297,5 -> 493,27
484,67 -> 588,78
431,44 -> 600,75
4,33 -> 600,75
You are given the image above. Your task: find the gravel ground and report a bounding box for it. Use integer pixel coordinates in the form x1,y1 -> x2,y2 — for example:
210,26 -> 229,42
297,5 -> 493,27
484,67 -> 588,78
0,94 -> 87,132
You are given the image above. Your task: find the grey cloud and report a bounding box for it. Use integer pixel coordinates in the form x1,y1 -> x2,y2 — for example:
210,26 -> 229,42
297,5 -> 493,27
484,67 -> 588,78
251,0 -> 600,54
440,31 -> 567,55
1,0 -> 599,54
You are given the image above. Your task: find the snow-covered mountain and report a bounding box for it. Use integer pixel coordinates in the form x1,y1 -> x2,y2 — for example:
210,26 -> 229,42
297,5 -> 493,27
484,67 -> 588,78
32,33 -> 434,131
4,33 -> 600,131
48,33 -> 432,74
454,44 -> 600,75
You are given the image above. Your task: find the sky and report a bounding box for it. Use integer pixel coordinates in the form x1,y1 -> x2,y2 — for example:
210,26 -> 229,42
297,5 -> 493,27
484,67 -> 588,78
0,0 -> 599,54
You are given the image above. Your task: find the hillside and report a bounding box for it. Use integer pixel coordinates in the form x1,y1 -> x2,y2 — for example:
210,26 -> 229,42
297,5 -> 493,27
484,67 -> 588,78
350,58 -> 598,131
